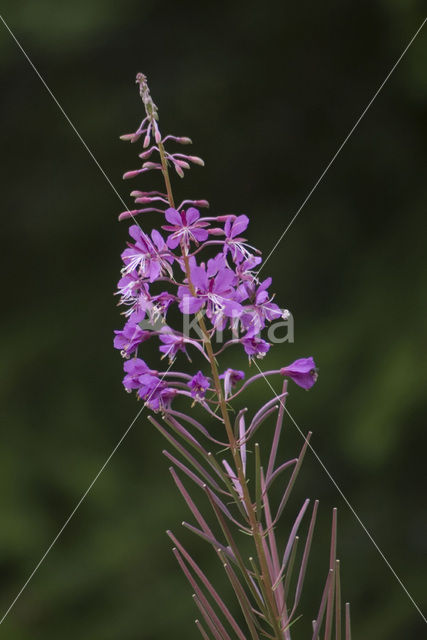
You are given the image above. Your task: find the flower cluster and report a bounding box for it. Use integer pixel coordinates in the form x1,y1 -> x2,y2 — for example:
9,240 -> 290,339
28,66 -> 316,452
113,74 -> 317,412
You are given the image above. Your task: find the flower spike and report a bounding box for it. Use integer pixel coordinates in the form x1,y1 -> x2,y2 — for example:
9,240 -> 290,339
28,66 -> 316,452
113,73 -> 351,640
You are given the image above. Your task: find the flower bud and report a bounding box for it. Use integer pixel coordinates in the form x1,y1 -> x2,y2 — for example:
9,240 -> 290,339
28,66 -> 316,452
217,215 -> 237,222
208,227 -> 225,236
118,209 -> 141,221
134,197 -> 153,204
188,156 -> 205,166
123,169 -> 142,180
120,133 -> 137,141
174,159 -> 190,170
143,162 -> 162,170
138,148 -> 154,159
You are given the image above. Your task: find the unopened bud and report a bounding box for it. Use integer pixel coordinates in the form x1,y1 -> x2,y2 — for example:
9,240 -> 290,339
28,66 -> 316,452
118,209 -> 140,221
131,130 -> 146,143
175,165 -> 185,178
138,149 -> 154,159
120,133 -> 137,141
188,156 -> 205,166
208,227 -> 225,236
123,170 -> 141,180
217,214 -> 236,222
193,199 -> 209,208
174,159 -> 190,170
142,162 -> 161,170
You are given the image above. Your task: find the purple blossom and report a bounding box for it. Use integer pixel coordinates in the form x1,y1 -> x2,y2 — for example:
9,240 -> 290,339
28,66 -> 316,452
114,315 -> 151,357
235,255 -> 262,282
223,214 -> 255,263
120,280 -> 175,323
241,333 -> 271,359
158,327 -> 206,363
122,357 -> 151,391
137,373 -> 175,411
280,357 -> 318,390
237,277 -> 283,333
188,371 -> 211,400
115,73 -> 318,413
121,225 -> 173,281
116,270 -> 144,307
178,254 -> 242,326
150,291 -> 176,320
220,368 -> 245,398
162,207 -> 209,249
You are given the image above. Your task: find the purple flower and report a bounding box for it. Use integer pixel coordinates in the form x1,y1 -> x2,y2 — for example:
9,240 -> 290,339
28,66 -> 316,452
120,280 -> 175,322
137,373 -> 175,411
235,255 -> 262,282
178,254 -> 242,326
121,225 -> 173,281
241,333 -> 271,359
158,327 -> 206,363
162,207 -> 209,249
151,291 -> 176,320
116,270 -> 144,307
114,315 -> 151,357
220,368 -> 245,398
237,277 -> 282,333
115,75 -> 319,424
147,385 -> 175,412
280,357 -> 318,390
122,357 -> 151,391
223,215 -> 255,263
188,371 -> 211,400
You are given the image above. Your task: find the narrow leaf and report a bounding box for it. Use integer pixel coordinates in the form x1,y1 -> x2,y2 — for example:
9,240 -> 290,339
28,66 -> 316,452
312,570 -> 334,640
274,432 -> 312,523
323,509 -> 338,640
195,618 -> 214,640
283,536 -> 299,601
291,499 -> 319,616
173,548 -> 232,640
193,594 -> 224,640
221,555 -> 261,640
266,380 -> 288,480
335,559 -> 342,640
168,531 -> 247,640
345,603 -> 351,640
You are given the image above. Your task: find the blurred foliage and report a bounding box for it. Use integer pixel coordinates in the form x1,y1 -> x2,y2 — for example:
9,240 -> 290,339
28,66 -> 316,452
0,0 -> 426,638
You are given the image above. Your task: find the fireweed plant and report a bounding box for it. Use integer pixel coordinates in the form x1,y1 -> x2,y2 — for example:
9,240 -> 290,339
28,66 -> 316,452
113,73 -> 352,639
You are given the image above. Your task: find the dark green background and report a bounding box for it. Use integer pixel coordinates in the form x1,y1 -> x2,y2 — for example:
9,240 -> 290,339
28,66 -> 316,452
1,1 -> 426,638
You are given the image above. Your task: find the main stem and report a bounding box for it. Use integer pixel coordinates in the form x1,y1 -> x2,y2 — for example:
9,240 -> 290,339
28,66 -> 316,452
157,135 -> 284,638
